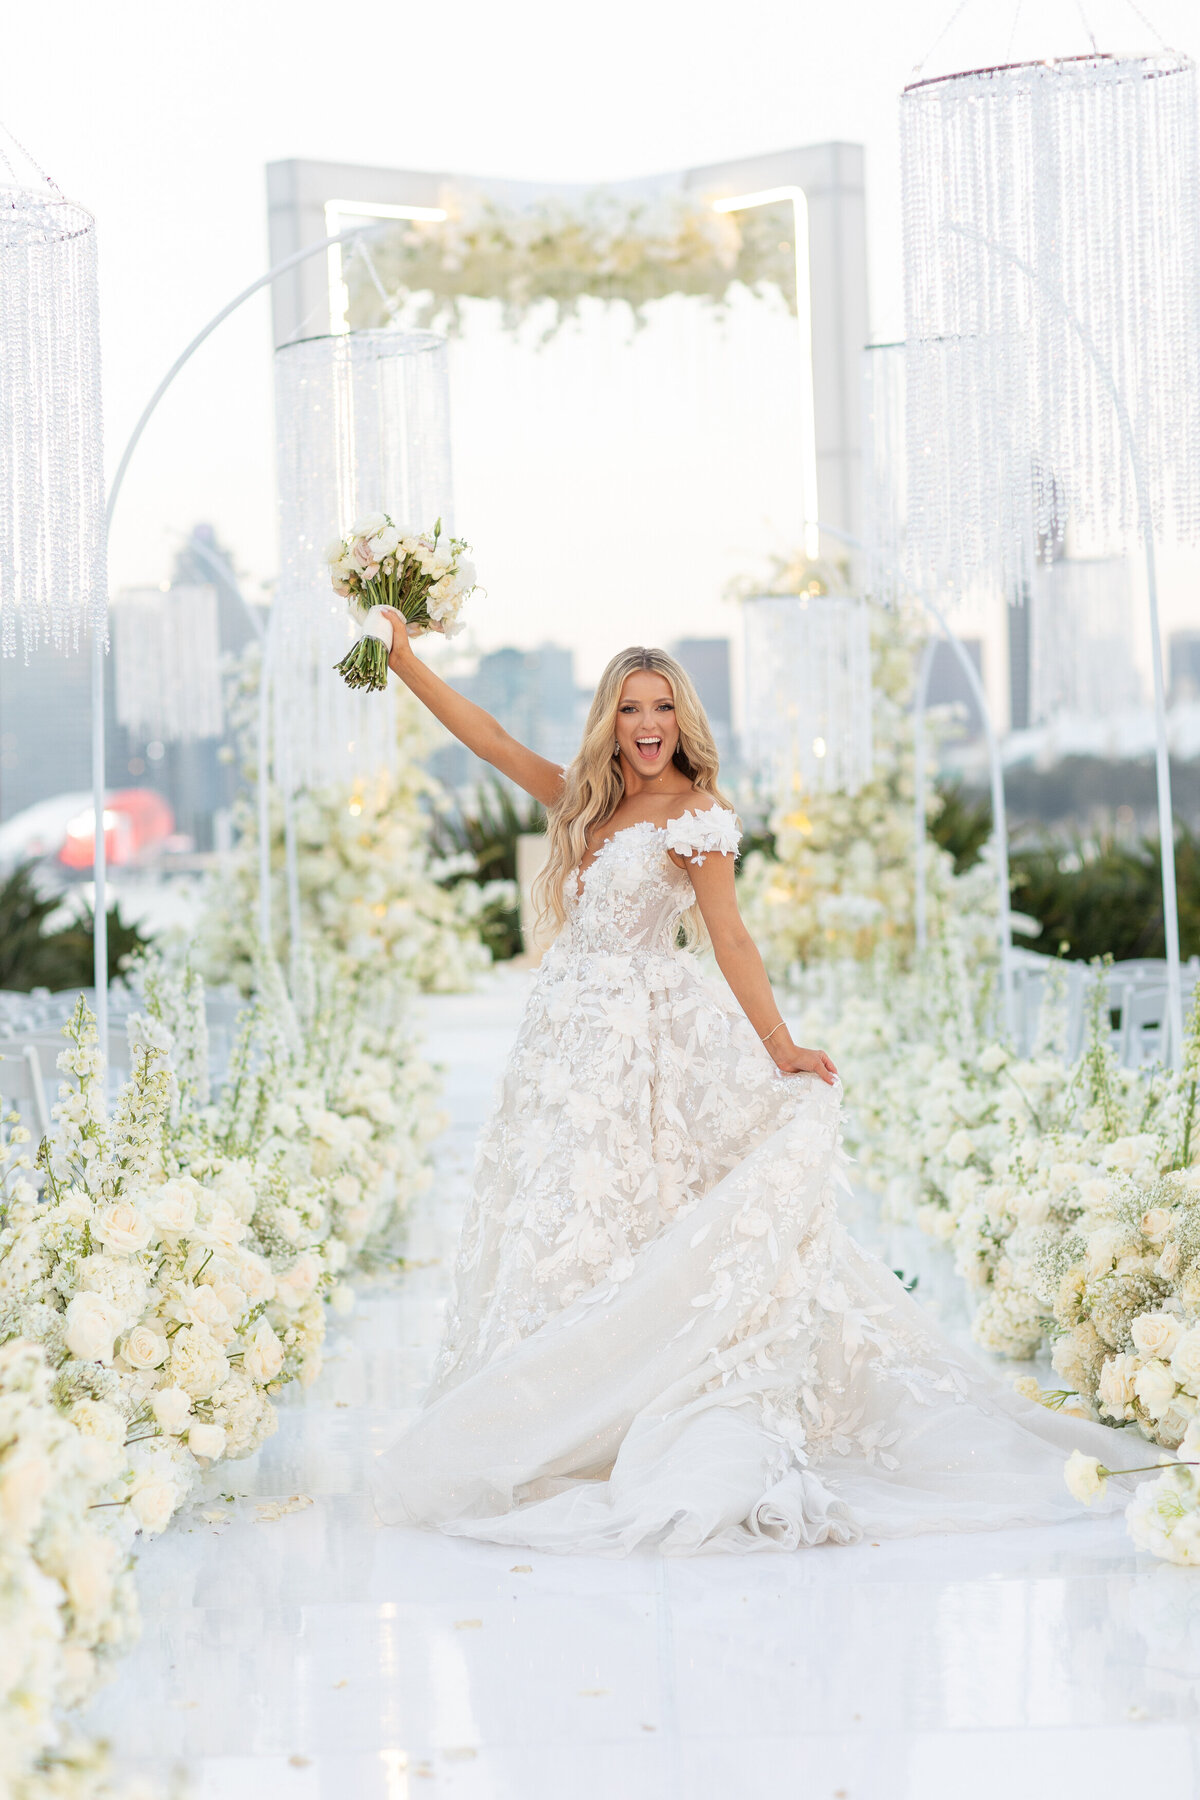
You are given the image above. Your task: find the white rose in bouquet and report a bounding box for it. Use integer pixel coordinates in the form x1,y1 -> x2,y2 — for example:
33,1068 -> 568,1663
234,1248 -> 277,1307
330,513 -> 481,691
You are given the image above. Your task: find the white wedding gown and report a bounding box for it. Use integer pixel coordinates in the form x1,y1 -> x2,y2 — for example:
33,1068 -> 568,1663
373,806 -> 1139,1555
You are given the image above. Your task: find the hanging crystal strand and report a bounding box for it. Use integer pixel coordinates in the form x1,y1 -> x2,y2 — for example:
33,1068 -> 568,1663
271,329 -> 454,801
0,130 -> 105,658
742,594 -> 873,801
902,54 -> 1200,634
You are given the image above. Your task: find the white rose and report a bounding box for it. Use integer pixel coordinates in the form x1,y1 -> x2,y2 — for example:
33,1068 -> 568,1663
944,1129 -> 975,1167
1105,1134 -> 1161,1175
978,1044 -> 1008,1074
1097,1352 -> 1139,1416
368,525 -> 400,558
211,1161 -> 257,1224
273,1204 -> 305,1246
147,1179 -> 199,1237
129,1468 -> 179,1533
120,1324 -> 169,1369
0,1452 -> 52,1538
169,1325 -> 230,1399
1077,1176 -> 1114,1213
63,1532 -> 118,1620
235,1250 -> 276,1306
91,1198 -> 154,1255
1141,1208 -> 1173,1244
1158,1241 -> 1184,1280
1064,1450 -> 1107,1506
1134,1358 -> 1178,1419
64,1290 -> 125,1363
1171,1326 -> 1200,1392
151,1386 -> 192,1434
185,1285 -> 233,1342
1085,1225 -> 1128,1278
1131,1311 -> 1183,1361
266,1102 -> 300,1139
349,512 -> 387,539
213,1281 -> 248,1322
243,1319 -> 284,1384
196,1200 -> 246,1252
187,1422 -> 226,1461
274,1251 -> 321,1311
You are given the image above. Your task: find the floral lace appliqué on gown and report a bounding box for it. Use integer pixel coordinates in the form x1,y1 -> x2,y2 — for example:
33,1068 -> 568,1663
373,806 -> 1140,1554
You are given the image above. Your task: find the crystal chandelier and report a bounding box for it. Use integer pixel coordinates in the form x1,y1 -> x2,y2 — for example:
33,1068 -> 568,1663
270,329 -> 454,796
900,52 -> 1200,600
0,129 -> 106,656
743,592 -> 874,800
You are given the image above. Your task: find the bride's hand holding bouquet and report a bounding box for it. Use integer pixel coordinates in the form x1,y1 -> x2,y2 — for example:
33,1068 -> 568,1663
328,514 -> 478,692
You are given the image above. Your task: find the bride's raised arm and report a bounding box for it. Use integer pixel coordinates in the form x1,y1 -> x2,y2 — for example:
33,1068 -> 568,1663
379,608 -> 564,807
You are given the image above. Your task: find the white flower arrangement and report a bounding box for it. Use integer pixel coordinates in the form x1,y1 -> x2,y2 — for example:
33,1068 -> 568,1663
0,939 -> 446,1784
328,514 -> 478,692
737,601 -> 997,977
201,660 -> 500,1000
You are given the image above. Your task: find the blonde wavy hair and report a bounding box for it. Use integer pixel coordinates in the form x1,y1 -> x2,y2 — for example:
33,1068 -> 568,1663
533,646 -> 733,945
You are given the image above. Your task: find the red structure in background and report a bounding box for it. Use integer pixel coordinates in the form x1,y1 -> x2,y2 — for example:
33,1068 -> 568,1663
59,788 -> 175,870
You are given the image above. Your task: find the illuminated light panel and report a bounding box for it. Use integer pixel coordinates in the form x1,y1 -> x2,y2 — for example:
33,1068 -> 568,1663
324,199 -> 449,337
713,186 -> 820,559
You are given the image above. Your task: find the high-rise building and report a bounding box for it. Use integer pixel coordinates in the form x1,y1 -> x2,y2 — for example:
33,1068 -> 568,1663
926,637 -> 984,739
429,643 -> 580,796
1171,630 -> 1200,705
669,637 -> 734,763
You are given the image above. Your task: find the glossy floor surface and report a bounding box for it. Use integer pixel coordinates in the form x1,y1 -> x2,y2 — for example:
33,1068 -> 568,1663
90,976 -> 1200,1798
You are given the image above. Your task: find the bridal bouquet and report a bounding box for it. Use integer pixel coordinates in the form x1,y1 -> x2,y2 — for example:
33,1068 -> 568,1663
329,514 -> 477,692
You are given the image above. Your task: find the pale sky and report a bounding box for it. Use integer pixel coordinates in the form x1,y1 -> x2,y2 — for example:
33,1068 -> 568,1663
5,0 -> 1199,697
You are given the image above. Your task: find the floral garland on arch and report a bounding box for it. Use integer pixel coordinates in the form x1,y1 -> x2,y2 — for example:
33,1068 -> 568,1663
346,191 -> 798,341
0,944 -> 444,1794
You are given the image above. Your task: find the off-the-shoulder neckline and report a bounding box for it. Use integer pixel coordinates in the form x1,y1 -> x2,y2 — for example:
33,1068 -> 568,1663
576,805 -> 736,880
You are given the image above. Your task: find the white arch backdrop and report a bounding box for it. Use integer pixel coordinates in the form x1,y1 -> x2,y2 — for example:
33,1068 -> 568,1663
264,146 -> 870,562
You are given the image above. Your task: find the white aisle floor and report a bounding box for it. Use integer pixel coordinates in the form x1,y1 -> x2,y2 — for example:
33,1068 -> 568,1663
88,974 -> 1200,1800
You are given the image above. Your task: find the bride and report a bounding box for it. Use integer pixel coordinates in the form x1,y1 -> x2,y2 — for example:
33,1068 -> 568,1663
372,629 -> 1137,1555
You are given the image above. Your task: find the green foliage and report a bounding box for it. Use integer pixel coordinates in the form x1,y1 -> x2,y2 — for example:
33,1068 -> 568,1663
928,782 -> 1200,961
0,862 -> 148,992
1008,828 -> 1200,962
929,781 -> 993,875
432,780 -> 546,961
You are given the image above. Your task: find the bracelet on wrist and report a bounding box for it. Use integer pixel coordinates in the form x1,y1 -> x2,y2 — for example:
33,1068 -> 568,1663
760,1021 -> 785,1045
